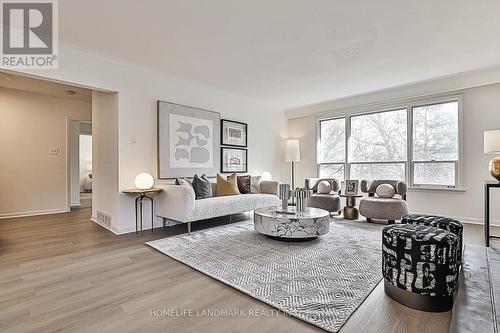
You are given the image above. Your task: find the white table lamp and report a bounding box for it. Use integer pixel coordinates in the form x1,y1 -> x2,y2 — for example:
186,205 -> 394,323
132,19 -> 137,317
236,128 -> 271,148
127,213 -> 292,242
484,129 -> 500,182
135,172 -> 155,190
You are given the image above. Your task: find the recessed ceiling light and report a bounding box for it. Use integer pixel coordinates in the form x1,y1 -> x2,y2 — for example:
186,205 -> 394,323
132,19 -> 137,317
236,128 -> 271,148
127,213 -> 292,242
65,90 -> 77,95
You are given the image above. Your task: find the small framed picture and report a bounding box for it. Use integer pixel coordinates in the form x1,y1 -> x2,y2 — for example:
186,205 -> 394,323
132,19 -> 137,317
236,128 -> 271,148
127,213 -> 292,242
345,180 -> 359,196
221,147 -> 248,173
221,119 -> 247,147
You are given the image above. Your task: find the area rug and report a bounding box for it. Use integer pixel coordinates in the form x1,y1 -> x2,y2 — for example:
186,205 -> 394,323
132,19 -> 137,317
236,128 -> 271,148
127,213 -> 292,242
146,219 -> 383,332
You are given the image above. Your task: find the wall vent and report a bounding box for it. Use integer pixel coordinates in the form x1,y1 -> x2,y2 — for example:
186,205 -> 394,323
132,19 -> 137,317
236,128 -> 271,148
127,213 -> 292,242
95,210 -> 113,228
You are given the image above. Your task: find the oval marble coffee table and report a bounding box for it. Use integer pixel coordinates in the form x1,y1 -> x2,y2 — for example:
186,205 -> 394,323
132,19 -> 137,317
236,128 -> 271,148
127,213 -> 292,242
254,206 -> 330,241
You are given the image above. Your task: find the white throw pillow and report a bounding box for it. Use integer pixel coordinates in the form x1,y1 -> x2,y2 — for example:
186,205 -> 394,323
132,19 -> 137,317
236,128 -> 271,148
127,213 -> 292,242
317,180 -> 332,194
376,184 -> 396,198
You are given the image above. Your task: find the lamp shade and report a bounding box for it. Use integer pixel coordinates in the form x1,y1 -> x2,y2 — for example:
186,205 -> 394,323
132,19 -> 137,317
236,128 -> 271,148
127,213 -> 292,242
285,139 -> 301,162
134,172 -> 154,190
484,130 -> 500,154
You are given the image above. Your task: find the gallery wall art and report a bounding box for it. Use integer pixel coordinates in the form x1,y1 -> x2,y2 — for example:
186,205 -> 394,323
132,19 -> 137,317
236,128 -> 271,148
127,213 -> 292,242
221,119 -> 247,147
158,101 -> 220,178
221,147 -> 248,173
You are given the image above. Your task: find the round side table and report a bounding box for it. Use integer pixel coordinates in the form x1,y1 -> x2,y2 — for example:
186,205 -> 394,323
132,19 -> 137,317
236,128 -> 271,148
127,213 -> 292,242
340,194 -> 363,220
122,188 -> 163,235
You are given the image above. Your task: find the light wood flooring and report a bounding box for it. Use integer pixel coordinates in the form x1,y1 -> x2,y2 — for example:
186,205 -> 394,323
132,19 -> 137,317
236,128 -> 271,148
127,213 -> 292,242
0,208 -> 498,333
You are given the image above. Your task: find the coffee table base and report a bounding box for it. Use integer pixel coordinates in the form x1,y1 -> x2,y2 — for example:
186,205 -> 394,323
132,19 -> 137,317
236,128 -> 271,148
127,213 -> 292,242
266,235 -> 318,242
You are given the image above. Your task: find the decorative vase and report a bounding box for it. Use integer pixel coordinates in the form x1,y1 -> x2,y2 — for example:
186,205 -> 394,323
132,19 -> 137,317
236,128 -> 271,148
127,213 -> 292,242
295,188 -> 311,212
279,184 -> 291,211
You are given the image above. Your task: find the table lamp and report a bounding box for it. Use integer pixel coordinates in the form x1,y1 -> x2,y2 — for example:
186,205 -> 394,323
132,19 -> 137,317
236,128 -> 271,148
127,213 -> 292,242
484,129 -> 500,182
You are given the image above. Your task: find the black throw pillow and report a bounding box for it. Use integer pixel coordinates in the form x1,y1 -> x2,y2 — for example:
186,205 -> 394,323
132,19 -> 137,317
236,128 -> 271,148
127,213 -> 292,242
192,174 -> 213,199
237,175 -> 252,194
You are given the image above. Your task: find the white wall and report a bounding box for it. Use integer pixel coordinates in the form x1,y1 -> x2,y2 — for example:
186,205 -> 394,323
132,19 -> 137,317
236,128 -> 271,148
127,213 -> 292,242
91,91 -> 119,231
0,87 -> 91,217
288,83 -> 500,226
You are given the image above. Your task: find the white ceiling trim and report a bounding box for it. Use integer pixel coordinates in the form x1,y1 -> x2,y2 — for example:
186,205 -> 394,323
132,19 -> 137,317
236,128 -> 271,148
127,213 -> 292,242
286,65 -> 500,119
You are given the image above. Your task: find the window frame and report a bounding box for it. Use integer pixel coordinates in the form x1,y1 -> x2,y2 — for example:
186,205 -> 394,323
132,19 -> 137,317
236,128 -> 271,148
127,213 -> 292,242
316,94 -> 463,191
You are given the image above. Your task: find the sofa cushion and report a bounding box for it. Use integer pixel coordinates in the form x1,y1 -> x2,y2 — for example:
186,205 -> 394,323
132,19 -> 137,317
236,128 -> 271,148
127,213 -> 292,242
192,174 -> 213,199
217,173 -> 240,196
317,180 -> 332,194
376,184 -> 395,198
190,193 -> 280,221
237,175 -> 252,194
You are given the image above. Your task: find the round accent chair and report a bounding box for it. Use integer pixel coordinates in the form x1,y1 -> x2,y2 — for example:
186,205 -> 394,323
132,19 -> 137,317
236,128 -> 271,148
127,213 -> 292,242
305,178 -> 341,215
359,180 -> 408,224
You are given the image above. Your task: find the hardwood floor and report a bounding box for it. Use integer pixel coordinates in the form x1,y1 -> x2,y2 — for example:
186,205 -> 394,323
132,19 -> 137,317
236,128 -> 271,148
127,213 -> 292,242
0,209 -> 498,333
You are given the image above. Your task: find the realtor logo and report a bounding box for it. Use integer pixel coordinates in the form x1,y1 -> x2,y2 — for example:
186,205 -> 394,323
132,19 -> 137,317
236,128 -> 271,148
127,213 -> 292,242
1,0 -> 58,68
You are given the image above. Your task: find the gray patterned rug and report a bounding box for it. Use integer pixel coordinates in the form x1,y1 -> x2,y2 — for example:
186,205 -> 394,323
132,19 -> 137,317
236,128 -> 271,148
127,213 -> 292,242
146,219 -> 383,332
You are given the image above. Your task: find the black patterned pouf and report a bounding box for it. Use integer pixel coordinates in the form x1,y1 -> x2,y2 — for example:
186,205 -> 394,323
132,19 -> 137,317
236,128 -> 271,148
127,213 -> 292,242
401,214 -> 463,266
382,224 -> 459,312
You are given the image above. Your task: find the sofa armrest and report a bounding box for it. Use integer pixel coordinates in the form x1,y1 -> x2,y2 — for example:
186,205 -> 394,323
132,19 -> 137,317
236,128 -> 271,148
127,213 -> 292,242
155,184 -> 195,222
260,180 -> 279,195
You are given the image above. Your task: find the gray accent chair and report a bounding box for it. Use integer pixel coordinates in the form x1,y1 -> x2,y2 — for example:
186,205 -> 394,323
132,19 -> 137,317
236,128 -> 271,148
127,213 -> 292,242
359,180 -> 409,224
305,178 -> 342,214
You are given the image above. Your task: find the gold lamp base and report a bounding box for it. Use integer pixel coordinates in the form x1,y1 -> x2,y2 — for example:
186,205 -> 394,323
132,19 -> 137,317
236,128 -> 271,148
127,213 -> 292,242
489,156 -> 500,182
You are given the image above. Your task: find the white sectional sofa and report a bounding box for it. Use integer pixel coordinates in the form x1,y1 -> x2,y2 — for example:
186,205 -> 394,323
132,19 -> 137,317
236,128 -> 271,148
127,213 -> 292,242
156,180 -> 280,233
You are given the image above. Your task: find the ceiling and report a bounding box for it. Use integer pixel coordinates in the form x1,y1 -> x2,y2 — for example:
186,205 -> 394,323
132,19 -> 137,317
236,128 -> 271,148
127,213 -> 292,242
0,72 -> 92,102
58,0 -> 500,110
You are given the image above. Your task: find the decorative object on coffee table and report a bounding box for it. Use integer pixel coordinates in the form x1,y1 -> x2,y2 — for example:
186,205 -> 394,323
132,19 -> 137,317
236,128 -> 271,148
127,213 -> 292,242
285,138 -> 301,204
382,223 -> 460,312
221,119 -> 247,147
340,194 -> 362,220
293,187 -> 312,212
254,206 -> 329,241
157,101 -> 220,179
484,129 -> 500,182
278,183 -> 291,212
305,178 -> 342,215
221,147 -> 247,173
122,188 -> 163,235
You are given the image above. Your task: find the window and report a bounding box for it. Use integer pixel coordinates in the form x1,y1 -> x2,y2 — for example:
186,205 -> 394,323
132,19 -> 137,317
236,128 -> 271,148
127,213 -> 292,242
317,98 -> 461,189
318,118 -> 345,180
350,109 -> 407,180
412,101 -> 459,187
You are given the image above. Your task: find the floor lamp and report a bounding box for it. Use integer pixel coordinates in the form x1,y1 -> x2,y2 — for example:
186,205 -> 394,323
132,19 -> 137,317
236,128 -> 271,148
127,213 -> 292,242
285,139 -> 301,205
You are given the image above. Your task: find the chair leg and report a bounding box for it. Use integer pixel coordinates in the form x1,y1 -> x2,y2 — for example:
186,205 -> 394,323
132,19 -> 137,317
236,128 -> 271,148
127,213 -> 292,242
366,218 -> 372,223
388,220 -> 395,225
187,222 -> 191,235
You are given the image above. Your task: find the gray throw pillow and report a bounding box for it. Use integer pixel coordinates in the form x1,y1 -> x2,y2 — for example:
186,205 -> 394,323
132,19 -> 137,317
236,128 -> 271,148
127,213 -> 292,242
250,176 -> 261,193
175,177 -> 193,189
192,174 -> 213,199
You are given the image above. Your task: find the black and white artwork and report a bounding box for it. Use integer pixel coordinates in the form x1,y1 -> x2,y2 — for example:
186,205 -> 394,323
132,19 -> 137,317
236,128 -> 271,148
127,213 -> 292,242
345,180 -> 359,196
221,119 -> 247,147
158,101 -> 220,178
221,147 -> 247,173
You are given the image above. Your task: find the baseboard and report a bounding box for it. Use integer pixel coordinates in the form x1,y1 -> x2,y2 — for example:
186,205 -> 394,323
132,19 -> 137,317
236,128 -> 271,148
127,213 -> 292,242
0,208 -> 69,219
70,202 -> 81,208
90,215 -> 119,235
412,212 -> 500,227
